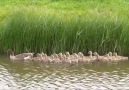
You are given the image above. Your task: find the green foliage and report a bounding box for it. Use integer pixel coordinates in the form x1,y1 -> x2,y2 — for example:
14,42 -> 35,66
0,0 -> 129,55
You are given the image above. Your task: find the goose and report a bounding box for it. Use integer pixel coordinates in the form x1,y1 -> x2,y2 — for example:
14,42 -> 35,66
7,49 -> 33,60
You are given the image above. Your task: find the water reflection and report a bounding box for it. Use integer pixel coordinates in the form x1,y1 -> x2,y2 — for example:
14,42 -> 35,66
0,55 -> 129,90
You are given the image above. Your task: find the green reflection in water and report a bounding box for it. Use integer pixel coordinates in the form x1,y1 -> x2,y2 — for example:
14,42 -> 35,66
0,55 -> 129,76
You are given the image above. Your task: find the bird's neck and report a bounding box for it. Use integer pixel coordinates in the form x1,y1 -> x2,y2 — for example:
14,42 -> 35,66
95,54 -> 99,60
90,54 -> 92,58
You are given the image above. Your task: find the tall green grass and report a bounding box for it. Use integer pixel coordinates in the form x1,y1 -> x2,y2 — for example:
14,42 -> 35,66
0,0 -> 129,55
0,9 -> 129,55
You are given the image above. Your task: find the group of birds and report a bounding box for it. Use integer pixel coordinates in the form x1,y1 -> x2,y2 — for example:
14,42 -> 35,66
7,49 -> 128,64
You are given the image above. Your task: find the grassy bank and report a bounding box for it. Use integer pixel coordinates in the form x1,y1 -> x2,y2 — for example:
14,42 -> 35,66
0,0 -> 129,55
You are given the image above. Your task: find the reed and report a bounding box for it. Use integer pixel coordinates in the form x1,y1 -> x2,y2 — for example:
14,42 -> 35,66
0,0 -> 129,55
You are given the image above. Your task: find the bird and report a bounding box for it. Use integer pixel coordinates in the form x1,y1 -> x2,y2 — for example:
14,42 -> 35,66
67,53 -> 78,64
112,52 -> 128,61
77,52 -> 84,62
52,53 -> 62,64
61,54 -> 71,64
65,52 -> 71,57
7,49 -> 33,60
84,51 -> 96,63
93,52 -> 110,62
41,54 -> 52,63
71,53 -> 78,63
32,53 -> 43,62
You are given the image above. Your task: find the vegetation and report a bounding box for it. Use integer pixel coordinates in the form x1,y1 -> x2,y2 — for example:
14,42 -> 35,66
0,0 -> 129,55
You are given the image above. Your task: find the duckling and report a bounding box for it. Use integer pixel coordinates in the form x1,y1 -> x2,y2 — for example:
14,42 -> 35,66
62,52 -> 72,64
7,49 -> 33,60
110,52 -> 121,61
68,53 -> 78,64
42,54 -> 52,63
77,52 -> 84,62
50,54 -> 54,62
58,53 -> 63,60
78,52 -> 84,58
83,51 -> 96,63
41,52 -> 45,56
104,53 -> 110,57
53,53 -> 58,59
24,55 -> 33,60
32,53 -> 43,62
62,55 -> 71,64
65,52 -> 70,57
73,53 -> 79,59
51,54 -> 54,59
60,54 -> 65,61
107,52 -> 113,60
93,52 -> 99,59
113,52 -> 128,61
109,52 -> 112,56
101,52 -> 118,62
88,51 -> 93,58
113,52 -> 118,58
102,53 -> 111,62
93,52 -> 109,62
72,53 -> 78,63
52,54 -> 62,64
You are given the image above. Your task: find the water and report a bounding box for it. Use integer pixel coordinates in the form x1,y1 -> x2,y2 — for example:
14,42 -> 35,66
0,55 -> 129,90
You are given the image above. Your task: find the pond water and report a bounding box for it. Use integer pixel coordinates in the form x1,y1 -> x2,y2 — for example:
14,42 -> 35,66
0,55 -> 129,90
